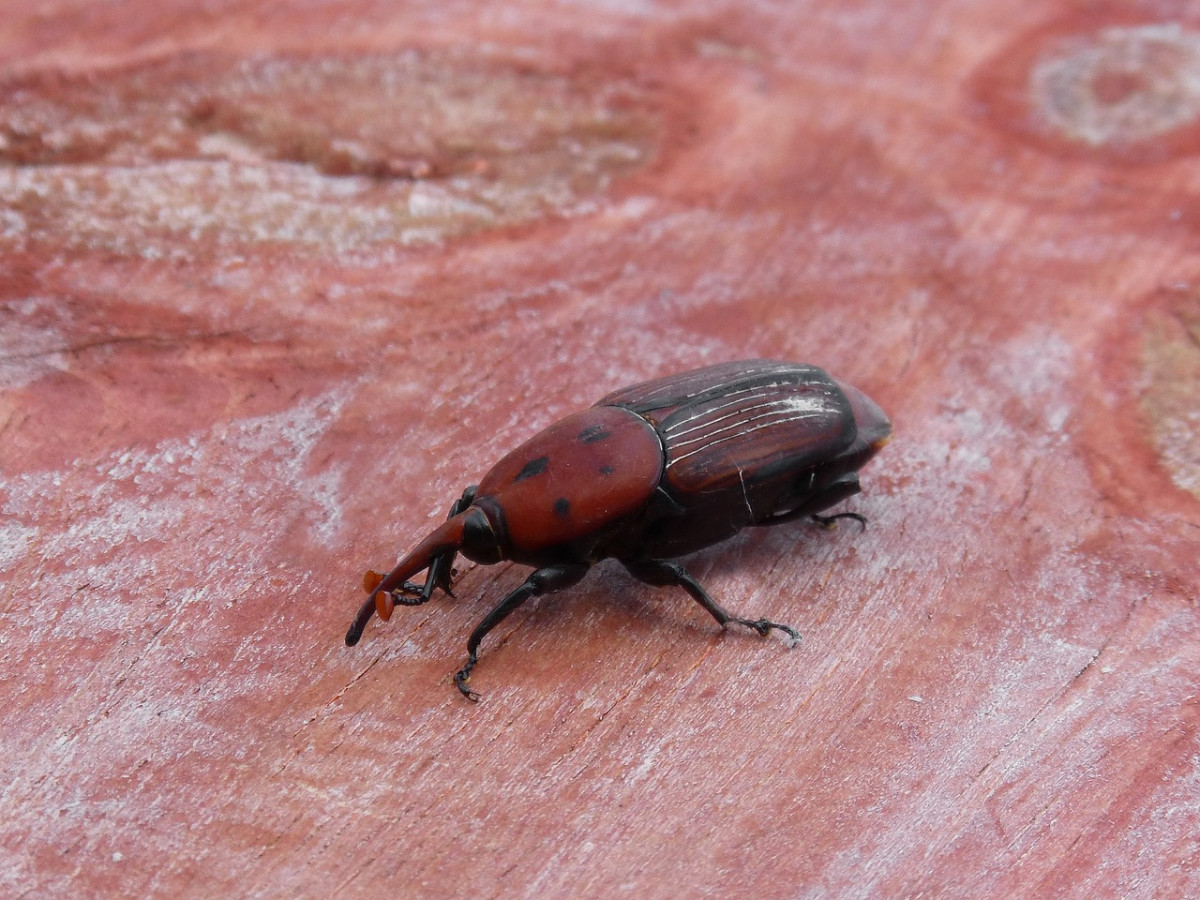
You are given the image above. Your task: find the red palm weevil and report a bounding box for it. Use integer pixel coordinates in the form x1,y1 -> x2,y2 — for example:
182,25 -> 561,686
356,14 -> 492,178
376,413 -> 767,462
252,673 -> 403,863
346,359 -> 891,700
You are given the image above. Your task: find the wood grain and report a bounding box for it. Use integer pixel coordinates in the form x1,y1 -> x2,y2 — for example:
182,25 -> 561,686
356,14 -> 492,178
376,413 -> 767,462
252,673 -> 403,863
2,2 -> 1198,897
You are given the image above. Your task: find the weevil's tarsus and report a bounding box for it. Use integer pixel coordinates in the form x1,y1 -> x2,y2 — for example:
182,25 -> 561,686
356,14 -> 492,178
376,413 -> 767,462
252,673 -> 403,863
812,511 -> 868,531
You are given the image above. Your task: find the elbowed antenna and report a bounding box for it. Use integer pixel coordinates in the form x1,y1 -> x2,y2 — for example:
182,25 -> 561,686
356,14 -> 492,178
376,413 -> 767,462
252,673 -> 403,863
344,514 -> 468,646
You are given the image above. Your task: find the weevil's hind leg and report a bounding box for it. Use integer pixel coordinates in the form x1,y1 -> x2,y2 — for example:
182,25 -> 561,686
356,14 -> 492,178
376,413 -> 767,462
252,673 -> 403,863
622,559 -> 801,646
454,561 -> 590,702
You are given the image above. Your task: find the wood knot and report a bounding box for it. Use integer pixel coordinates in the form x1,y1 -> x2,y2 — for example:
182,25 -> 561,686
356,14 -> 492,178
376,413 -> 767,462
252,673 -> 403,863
1032,24 -> 1200,148
974,20 -> 1200,164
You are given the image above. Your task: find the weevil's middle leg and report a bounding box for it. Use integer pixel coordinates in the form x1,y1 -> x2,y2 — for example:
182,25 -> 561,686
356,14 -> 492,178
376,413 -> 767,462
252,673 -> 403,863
622,559 -> 801,646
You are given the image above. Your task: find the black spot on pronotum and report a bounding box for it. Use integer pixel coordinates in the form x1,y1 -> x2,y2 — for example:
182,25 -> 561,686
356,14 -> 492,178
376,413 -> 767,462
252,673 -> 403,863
553,498 -> 571,518
514,456 -> 549,482
600,464 -> 615,475
577,425 -> 612,444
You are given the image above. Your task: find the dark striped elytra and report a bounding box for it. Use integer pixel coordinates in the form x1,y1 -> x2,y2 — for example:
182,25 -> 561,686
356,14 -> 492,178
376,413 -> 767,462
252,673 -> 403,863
514,455 -> 549,482
349,359 -> 891,702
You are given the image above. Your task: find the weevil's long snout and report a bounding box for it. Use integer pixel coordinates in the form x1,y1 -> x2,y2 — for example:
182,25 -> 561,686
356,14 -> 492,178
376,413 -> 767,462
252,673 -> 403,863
344,514 -> 467,646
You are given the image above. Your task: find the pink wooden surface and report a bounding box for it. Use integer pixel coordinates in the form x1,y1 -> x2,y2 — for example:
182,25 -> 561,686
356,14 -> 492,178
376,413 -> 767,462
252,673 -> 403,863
2,2 -> 1198,897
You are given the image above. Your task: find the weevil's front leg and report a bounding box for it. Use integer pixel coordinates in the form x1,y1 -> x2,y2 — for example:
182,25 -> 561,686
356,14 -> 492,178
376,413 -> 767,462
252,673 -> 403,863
454,561 -> 590,702
622,559 -> 801,646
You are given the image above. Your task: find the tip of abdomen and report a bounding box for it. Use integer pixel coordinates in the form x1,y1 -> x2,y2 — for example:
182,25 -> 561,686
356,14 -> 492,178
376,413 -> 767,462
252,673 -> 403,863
834,378 -> 892,449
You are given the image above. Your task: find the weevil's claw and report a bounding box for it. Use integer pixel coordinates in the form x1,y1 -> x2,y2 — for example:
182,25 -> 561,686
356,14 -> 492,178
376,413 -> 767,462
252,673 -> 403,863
454,657 -> 482,702
812,512 -> 867,531
730,617 -> 801,646
454,673 -> 481,702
